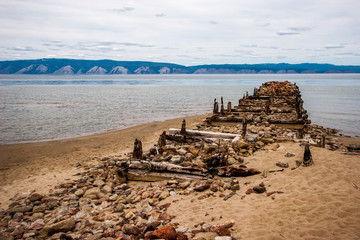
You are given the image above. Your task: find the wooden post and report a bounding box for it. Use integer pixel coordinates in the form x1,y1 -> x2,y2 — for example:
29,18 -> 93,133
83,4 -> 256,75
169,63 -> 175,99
213,98 -> 219,114
319,135 -> 326,148
180,119 -> 186,136
227,101 -> 232,114
133,138 -> 143,160
246,91 -> 249,99
296,128 -> 304,139
220,97 -> 225,116
158,131 -> 167,148
242,119 -> 247,138
303,143 -> 313,166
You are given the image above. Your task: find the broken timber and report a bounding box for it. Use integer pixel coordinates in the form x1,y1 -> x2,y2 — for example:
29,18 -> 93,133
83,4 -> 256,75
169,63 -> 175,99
169,128 -> 240,139
116,160 -> 208,182
207,81 -> 311,128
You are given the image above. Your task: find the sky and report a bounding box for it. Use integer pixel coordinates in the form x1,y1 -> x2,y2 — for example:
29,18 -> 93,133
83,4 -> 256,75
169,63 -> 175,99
0,0 -> 359,66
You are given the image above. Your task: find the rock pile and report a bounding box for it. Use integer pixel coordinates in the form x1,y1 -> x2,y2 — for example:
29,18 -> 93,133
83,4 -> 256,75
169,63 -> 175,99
0,162 -> 244,240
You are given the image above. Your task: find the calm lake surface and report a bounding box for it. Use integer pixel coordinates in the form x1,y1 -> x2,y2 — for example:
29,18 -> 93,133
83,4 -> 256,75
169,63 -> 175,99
0,74 -> 359,144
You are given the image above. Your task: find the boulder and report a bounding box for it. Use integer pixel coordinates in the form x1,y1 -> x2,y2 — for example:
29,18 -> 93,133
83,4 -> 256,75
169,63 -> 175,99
145,225 -> 177,240
41,218 -> 75,235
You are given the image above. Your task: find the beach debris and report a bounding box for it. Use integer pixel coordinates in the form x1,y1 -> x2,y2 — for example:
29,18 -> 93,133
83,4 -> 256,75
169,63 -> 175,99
266,191 -> 284,197
276,162 -> 289,168
284,152 -> 295,157
223,191 -> 236,201
319,134 -> 326,148
246,182 -> 267,195
213,98 -> 219,114
180,119 -> 186,136
133,138 -> 143,160
345,144 -> 360,152
303,143 -> 313,166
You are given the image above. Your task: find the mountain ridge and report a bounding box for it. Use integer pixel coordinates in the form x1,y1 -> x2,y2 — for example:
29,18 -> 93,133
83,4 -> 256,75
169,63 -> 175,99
0,58 -> 359,74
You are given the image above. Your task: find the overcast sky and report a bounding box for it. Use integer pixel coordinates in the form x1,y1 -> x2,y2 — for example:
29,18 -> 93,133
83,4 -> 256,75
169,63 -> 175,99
0,0 -> 359,65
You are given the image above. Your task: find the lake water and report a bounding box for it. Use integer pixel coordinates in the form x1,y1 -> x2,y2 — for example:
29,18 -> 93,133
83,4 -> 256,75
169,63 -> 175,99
0,74 -> 359,144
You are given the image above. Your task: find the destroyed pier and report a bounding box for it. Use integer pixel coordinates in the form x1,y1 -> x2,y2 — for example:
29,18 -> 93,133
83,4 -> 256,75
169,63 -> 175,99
116,81 -> 325,182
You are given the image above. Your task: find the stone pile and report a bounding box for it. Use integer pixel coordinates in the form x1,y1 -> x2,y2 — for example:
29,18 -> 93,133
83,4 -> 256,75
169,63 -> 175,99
254,81 -> 300,96
0,160 -> 246,240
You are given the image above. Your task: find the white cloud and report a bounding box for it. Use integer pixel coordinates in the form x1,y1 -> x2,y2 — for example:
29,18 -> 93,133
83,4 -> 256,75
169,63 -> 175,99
0,0 -> 359,65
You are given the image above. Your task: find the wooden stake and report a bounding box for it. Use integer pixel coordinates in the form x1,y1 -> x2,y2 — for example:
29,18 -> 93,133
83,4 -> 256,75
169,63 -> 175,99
133,138 -> 143,160
303,143 -> 313,166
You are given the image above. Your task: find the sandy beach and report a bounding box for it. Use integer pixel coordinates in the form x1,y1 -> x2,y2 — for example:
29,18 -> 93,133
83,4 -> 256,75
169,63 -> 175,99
0,114 -> 360,239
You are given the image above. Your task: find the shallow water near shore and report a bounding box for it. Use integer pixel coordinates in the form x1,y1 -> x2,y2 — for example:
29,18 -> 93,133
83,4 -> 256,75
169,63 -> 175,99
0,74 -> 359,144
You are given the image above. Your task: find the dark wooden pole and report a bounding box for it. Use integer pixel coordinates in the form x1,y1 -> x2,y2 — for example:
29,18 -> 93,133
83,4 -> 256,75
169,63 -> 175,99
133,138 -> 143,160
303,143 -> 313,166
180,119 -> 186,136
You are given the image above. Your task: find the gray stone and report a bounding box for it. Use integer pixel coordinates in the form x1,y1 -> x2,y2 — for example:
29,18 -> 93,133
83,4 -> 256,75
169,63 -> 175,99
41,218 -> 75,235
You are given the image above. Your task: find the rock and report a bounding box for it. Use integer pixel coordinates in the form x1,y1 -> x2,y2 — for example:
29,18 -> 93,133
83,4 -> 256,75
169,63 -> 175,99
28,193 -> 43,202
237,140 -> 249,149
123,224 -> 141,236
124,211 -> 135,220
93,178 -> 105,187
176,232 -> 188,240
185,152 -> 194,160
32,205 -> 46,213
42,218 -> 75,235
83,187 -> 101,199
194,183 -> 210,192
256,141 -> 265,147
170,155 -> 185,164
210,185 -> 218,192
159,191 -> 170,200
284,152 -> 295,157
210,224 -> 231,236
276,162 -> 289,168
74,189 -> 84,197
102,185 -> 112,194
29,218 -> 45,230
224,220 -> 235,228
253,185 -> 266,194
179,181 -> 191,189
188,146 -> 199,155
260,137 -> 274,144
245,188 -> 255,195
145,225 -> 177,240
177,149 -> 188,156
45,198 -> 59,209
227,157 -> 236,165
215,237 -> 232,240
7,205 -> 33,214
60,180 -> 74,188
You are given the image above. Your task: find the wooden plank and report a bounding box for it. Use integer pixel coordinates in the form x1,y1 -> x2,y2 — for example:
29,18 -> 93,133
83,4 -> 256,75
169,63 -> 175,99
169,128 -> 240,139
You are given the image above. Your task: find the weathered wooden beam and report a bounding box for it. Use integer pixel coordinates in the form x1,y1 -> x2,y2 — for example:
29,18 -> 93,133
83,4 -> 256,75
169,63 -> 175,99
207,115 -> 246,123
116,160 -> 209,182
268,119 -> 305,124
169,128 -> 241,139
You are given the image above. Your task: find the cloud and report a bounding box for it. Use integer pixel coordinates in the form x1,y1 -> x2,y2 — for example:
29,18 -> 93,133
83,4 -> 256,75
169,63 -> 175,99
155,13 -> 166,17
288,27 -> 311,32
277,32 -> 300,36
111,7 -> 135,14
209,21 -> 218,25
8,46 -> 43,52
324,45 -> 344,49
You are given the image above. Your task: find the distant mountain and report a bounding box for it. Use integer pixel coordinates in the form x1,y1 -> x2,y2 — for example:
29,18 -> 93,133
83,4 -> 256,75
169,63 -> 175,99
0,59 -> 359,74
